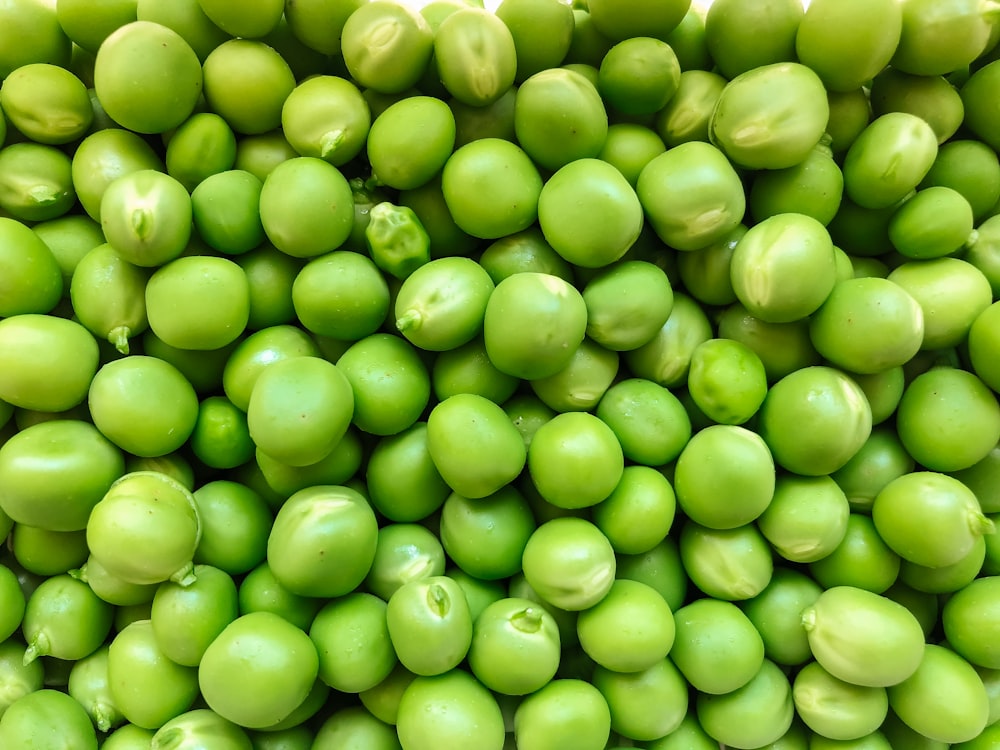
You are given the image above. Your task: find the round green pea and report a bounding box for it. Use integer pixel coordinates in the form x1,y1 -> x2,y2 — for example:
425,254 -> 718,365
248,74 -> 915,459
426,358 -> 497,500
365,523 -> 446,602
521,517 -> 616,611
513,679 -> 610,750
342,0 -> 434,94
386,576 -> 472,677
365,423 -> 451,523
281,75 -> 371,167
439,486 -> 535,581
793,660 -> 889,741
679,521 -> 774,601
696,659 -> 794,749
367,96 -> 455,191
687,338 -> 767,425
433,7 -> 517,107
151,564 -> 239,668
100,168 -> 192,268
0,62 -> 92,144
71,127 -> 164,223
0,217 -> 63,317
0,142 -> 76,223
203,39 -> 295,136
0,689 -> 97,750
309,593 -> 396,694
397,670 -> 504,750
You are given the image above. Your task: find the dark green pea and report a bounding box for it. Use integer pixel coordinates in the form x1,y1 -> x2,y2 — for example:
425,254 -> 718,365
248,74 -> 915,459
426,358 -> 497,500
359,663 -> 418,726
136,0 -> 229,62
261,13 -> 331,81
365,523 -> 446,601
284,0 -> 364,55
248,725 -> 314,750
478,227 -> 574,285
717,302 -> 821,382
342,0 -> 434,94
501,394 -> 553,449
0,689 -> 97,749
434,7 -> 517,106
705,0 -> 803,80
0,142 -> 76,222
796,0 -> 902,92
189,396 -> 254,470
9,524 -> 88,577
892,0 -> 994,76
365,202 -> 431,280
432,337 -> 520,404
676,223 -> 744,307
233,129 -> 298,183
238,562 -> 323,631
598,36 -> 679,117
22,574 -> 113,664
883,580 -> 939,638
165,112 -> 237,191
0,62 -> 92,144
71,127 -> 164,222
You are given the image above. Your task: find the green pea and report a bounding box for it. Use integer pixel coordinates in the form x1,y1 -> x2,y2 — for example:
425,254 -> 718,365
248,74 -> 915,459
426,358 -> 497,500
260,156 -> 356,258
0,688 -> 97,749
585,0 -> 688,41
432,337 -> 520,404
889,186 -> 977,261
889,644 -> 990,744
593,658 -> 689,742
808,277 -> 925,376
514,67 -> 607,171
843,112 -> 939,209
397,669 -> 504,750
367,97 -> 455,192
439,485 -> 535,580
579,260 -> 671,353
249,725 -> 313,750
922,140 -> 1000,221
513,679 -> 610,750
188,171 -> 265,256
66,643 -> 120,732
796,0 -> 901,92
398,176 -> 481,259
135,0 -> 229,62
283,0 -> 365,56
449,85 -> 517,149
597,36 -> 679,117
596,378 -> 690,466
467,596 -> 560,696
688,338 -> 767,424
899,533 -> 986,594
637,142 -> 745,251
71,128 -> 164,223
793,661 -> 888,742
197,0 -> 282,37
358,663 -> 417,726
644,714 -> 718,750
93,21 -> 202,134
0,0 -> 71,79
266,485 -> 378,599
0,640 -> 45,720
892,0 -> 994,76
664,5 -> 710,71
478,227 -> 574,285
87,471 -> 201,587
292,250 -> 389,341
947,578 -> 1000,668
280,76 -> 370,167
9,524 -> 88,577
151,709 -> 253,750
365,423 -> 451,522
70,243 -> 149,355
493,0 -> 571,82
589,465 -> 673,555
503,392 -> 556,450
72,555 -> 159,608
311,706 -> 400,750
188,397 -> 253,471
234,243 -> 301,331
442,138 -> 542,240
702,0 -> 800,80
653,70 -> 725,149
255,429 -> 364,500
365,523 -> 446,601
386,576 -> 472,676
758,475 -> 849,564
506,571 -> 579,650
758,365 -> 873,476
672,424 -> 773,530
679,521 -> 774,601
738,567 -> 822,668
537,158 -> 643,269
870,68 -> 965,145
529,337 -> 619,412
22,573 -> 113,665
198,612 -> 318,730
309,593 -> 396,694
951,423 -> 1000,514
237,562 -> 322,631
831,426 -> 914,512
32,213 -> 105,291
434,7 -> 516,106
364,202 -> 431,280
696,659 -> 794,749
0,62 -> 92,144
883,580 -> 940,638
597,123 -> 666,188
342,0 -> 434,94
0,564 -> 25,643
245,355 -> 354,466
750,141 -> 844,226
88,355 -> 199,457
521,517 -> 616,611
0,142 -> 76,223
0,418 -> 125,533
202,40 -> 295,137
809,514 -> 901,593
164,113 -> 236,192
528,411 -> 624,510
232,130 -> 297,183
99,169 -> 191,268
426,392 -> 527,498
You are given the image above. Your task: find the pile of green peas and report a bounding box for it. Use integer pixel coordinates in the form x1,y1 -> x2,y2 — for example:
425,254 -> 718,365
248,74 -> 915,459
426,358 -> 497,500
2,0 -> 1000,747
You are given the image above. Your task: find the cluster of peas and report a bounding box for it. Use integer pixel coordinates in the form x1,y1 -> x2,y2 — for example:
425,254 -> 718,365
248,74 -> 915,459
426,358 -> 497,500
2,0 -> 1000,747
